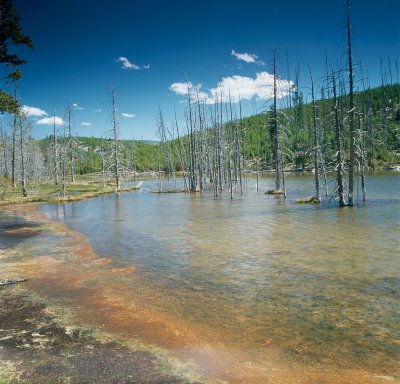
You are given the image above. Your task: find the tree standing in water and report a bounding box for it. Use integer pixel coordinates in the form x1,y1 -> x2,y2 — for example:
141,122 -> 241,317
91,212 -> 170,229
346,0 -> 356,206
270,51 -> 284,195
109,82 -> 121,189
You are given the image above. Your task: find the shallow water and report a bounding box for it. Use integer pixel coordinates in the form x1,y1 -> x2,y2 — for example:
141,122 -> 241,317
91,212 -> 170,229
19,172 -> 400,376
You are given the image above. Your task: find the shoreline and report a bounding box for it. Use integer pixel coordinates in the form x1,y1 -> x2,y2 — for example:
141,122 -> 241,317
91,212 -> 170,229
0,203 -> 399,383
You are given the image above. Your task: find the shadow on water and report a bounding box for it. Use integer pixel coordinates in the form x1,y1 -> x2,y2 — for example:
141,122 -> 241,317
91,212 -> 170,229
0,215 -> 43,248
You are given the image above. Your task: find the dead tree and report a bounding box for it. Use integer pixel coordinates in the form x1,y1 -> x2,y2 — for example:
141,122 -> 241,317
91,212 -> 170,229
332,70 -> 346,206
108,83 -> 121,189
0,121 -> 9,178
52,111 -> 59,185
173,109 -> 189,191
380,58 -> 388,158
346,0 -> 356,206
356,112 -> 367,201
66,102 -> 75,182
11,111 -> 17,187
270,52 -> 282,192
18,112 -> 30,197
309,69 -> 321,202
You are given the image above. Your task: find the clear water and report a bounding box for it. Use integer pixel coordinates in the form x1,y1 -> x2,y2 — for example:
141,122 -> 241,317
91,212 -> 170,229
38,172 -> 400,372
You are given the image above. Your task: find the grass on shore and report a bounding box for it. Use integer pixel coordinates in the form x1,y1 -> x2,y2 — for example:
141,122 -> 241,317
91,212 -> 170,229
0,179 -> 130,206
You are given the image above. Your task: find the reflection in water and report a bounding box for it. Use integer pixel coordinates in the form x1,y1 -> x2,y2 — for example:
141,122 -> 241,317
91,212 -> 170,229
38,173 -> 400,373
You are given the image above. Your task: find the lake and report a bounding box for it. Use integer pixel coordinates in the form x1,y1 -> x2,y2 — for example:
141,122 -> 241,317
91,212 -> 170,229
4,171 -> 400,382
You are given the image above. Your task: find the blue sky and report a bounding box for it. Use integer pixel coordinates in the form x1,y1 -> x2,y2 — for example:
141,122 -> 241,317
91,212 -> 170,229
3,0 -> 399,140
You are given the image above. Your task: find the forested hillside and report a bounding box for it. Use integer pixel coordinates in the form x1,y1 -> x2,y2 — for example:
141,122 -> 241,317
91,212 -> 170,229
1,83 -> 399,194
242,83 -> 400,168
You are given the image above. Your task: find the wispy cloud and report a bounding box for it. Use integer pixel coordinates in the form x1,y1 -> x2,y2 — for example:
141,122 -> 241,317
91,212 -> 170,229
170,72 -> 295,104
81,121 -> 91,126
122,113 -> 135,118
117,56 -> 140,70
21,105 -> 48,117
94,109 -> 102,113
36,116 -> 64,125
231,49 -> 264,65
72,103 -> 84,110
116,56 -> 150,70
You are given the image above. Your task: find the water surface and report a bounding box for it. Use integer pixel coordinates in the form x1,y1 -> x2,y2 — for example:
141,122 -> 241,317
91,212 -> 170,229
38,172 -> 400,375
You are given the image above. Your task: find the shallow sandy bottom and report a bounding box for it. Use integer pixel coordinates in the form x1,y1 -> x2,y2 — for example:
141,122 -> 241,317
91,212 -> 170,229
0,203 -> 399,384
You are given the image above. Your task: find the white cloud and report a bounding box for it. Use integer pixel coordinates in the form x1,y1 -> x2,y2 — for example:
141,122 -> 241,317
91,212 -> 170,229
169,82 -> 209,103
117,56 -> 140,70
36,116 -> 64,125
94,109 -> 102,113
21,105 -> 48,117
231,49 -> 258,63
143,64 -> 150,69
231,50 -> 265,66
170,72 -> 295,104
122,113 -> 135,118
170,82 -> 192,96
81,121 -> 91,126
72,103 -> 84,110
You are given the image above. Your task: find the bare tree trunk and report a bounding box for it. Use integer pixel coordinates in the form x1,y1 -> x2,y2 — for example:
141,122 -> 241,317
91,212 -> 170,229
332,71 -> 346,207
18,114 -> 27,197
101,139 -> 106,187
196,90 -> 206,192
10,78 -> 21,188
67,102 -> 75,182
11,114 -> 17,188
0,122 -> 9,178
174,110 -> 188,191
380,59 -> 388,158
61,118 -> 66,198
186,83 -> 197,192
309,69 -> 321,202
53,112 -> 59,185
109,83 -> 121,189
347,0 -> 356,206
365,107 -> 374,169
271,51 -> 281,192
237,98 -> 244,195
358,113 -> 367,201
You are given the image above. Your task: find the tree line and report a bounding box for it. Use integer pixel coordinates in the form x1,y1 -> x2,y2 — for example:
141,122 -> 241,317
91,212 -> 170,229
0,79 -> 399,200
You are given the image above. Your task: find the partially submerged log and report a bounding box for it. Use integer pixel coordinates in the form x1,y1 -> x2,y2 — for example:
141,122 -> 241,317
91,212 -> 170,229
152,189 -> 188,194
0,277 -> 27,286
296,196 -> 320,204
265,189 -> 285,196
